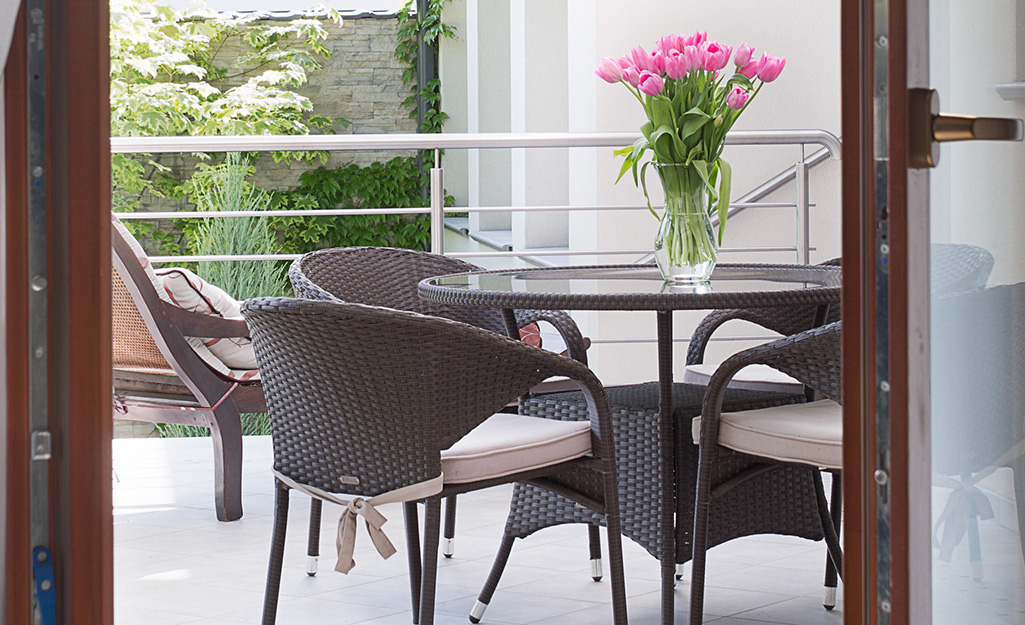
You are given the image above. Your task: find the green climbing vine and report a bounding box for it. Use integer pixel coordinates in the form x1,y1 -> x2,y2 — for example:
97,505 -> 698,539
396,0 -> 455,134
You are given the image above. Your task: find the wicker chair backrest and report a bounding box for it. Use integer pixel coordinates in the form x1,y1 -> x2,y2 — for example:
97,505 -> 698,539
931,281 -> 1025,473
242,297 -> 576,496
289,246 -> 508,335
931,243 -> 994,296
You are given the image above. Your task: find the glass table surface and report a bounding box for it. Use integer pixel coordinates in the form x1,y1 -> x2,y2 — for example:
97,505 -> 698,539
418,263 -> 841,311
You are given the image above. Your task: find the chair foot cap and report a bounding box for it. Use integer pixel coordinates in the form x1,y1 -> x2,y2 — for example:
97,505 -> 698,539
469,600 -> 488,623
823,586 -> 837,610
306,556 -> 318,577
971,560 -> 984,581
675,563 -> 685,581
590,558 -> 603,581
443,537 -> 455,558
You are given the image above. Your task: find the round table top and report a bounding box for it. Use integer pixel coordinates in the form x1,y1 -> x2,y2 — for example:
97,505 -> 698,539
418,263 -> 841,311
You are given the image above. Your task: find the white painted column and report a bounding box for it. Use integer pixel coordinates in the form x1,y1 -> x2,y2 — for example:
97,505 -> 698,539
465,0 -> 480,221
509,0 -> 527,249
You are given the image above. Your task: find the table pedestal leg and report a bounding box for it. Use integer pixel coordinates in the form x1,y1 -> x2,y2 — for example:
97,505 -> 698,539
657,310 -> 676,625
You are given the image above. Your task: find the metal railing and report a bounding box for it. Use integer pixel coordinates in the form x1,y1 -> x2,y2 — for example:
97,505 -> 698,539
111,129 -> 841,265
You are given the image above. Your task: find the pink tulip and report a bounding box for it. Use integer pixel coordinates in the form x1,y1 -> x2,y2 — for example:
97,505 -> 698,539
616,55 -> 634,69
701,41 -> 732,72
664,51 -> 686,80
650,50 -> 666,75
737,56 -> 764,79
656,33 -> 680,56
630,45 -> 652,72
726,86 -> 750,110
595,57 -> 623,83
734,43 -> 754,69
682,30 -> 707,47
622,65 -> 641,88
757,54 -> 786,82
637,71 -> 665,96
683,45 -> 703,73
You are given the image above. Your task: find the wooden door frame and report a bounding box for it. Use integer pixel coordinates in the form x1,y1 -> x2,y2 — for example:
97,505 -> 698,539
840,0 -> 872,622
4,0 -> 112,621
842,0 -> 923,623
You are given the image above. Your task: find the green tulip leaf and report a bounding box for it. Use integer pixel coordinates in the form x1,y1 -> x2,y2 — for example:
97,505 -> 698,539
726,74 -> 754,90
649,125 -> 677,163
717,158 -> 732,244
677,107 -> 711,143
640,121 -> 654,141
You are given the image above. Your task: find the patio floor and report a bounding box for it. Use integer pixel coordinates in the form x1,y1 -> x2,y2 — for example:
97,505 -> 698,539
112,435 -> 847,625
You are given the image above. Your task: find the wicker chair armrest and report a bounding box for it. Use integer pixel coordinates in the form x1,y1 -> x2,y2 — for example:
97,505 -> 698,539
698,321 -> 842,448
514,309 -> 589,364
163,303 -> 252,339
686,308 -> 755,365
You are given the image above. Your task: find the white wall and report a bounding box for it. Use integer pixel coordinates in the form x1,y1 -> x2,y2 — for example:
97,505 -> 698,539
441,0 -> 843,384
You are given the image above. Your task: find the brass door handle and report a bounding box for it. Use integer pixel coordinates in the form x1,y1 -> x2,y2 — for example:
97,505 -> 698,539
910,88 -> 1023,168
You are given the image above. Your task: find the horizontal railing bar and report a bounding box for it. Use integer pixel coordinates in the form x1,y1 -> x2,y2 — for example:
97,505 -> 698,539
447,246 -> 807,258
151,254 -> 302,263
117,208 -> 431,219
150,245 -> 810,263
111,129 -> 841,157
589,334 -> 780,345
459,201 -> 807,213
115,201 -> 813,221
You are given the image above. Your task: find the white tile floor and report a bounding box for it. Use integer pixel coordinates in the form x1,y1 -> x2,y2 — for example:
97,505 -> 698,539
113,436 -> 849,625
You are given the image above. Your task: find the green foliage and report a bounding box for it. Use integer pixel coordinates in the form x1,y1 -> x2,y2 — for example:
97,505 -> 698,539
155,413 -> 271,438
270,157 -> 450,252
184,153 -> 288,299
110,0 -> 345,217
395,0 -> 455,134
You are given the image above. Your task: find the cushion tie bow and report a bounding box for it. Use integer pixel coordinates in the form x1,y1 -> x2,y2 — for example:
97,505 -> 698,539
272,469 -> 444,574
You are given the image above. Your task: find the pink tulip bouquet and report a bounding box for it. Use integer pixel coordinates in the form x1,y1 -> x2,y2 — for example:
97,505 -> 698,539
597,31 -> 785,281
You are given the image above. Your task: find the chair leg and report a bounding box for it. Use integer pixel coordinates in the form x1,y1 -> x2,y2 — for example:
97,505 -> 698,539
470,535 -> 515,624
419,496 -> 443,625
689,491 -> 711,625
443,495 -> 457,558
588,524 -> 603,581
823,470 -> 842,610
967,509 -> 984,581
602,474 -> 629,625
261,480 -> 290,625
1011,454 -> 1025,571
813,470 -> 844,578
405,502 -> 423,625
209,405 -> 244,521
306,498 -> 322,577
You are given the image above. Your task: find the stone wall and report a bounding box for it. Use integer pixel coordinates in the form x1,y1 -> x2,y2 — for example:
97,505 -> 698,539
137,14 -> 418,220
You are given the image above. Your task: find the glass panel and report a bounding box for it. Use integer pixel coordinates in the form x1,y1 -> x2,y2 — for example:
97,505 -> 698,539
428,264 -> 839,297
930,1 -> 1025,622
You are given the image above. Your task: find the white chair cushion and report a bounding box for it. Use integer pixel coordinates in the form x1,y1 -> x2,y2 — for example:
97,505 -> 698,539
442,413 -> 591,484
156,267 -> 259,371
683,363 -> 805,393
691,400 -> 842,470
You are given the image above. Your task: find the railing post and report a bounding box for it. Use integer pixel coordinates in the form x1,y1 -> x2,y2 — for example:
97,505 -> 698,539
795,146 -> 811,265
430,148 -> 445,255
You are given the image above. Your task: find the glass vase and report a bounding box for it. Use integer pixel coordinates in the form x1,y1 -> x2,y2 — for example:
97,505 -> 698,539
653,164 -> 718,283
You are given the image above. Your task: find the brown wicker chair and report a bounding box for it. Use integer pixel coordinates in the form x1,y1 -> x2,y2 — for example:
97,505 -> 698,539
111,221 -> 265,522
689,321 -> 844,625
288,246 -> 595,570
242,297 -> 628,625
931,282 -> 1025,582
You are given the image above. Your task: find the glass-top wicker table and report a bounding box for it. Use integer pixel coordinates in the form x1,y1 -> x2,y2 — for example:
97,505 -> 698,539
418,263 -> 841,625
